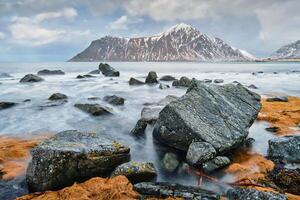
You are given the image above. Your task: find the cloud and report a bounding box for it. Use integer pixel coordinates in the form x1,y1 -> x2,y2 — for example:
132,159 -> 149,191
108,15 -> 143,30
0,32 -> 5,39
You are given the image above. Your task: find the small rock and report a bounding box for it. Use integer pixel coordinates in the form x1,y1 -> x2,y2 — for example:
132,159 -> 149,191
203,156 -> 231,173
74,103 -> 112,116
76,74 -> 94,79
131,119 -> 148,135
111,161 -> 156,183
268,135 -> 300,163
87,97 -> 101,101
23,99 -> 31,102
159,75 -> 177,81
202,79 -> 212,83
37,69 -> 65,75
172,76 -> 191,87
248,84 -> 258,89
161,153 -> 180,173
232,81 -> 240,84
186,142 -> 216,167
99,63 -> 120,77
103,95 -> 125,105
227,187 -> 287,200
0,72 -> 12,78
266,96 -> 288,102
88,69 -> 100,74
265,126 -> 280,133
213,79 -> 224,83
257,71 -> 264,74
20,74 -> 43,83
159,83 -> 170,89
129,77 -> 145,85
243,137 -> 256,148
48,93 -> 68,101
0,102 -> 17,110
145,71 -> 158,84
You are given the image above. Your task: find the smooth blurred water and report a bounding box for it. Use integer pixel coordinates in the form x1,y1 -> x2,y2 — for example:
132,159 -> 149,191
0,61 -> 299,187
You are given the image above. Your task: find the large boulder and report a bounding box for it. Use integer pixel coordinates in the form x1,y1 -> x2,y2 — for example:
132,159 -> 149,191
268,135 -> 300,163
134,182 -> 220,199
153,80 -> 261,153
159,75 -> 177,81
145,71 -> 158,84
0,102 -> 16,110
227,188 -> 287,200
74,103 -> 112,116
26,130 -> 130,192
131,119 -> 148,135
111,161 -> 157,183
172,76 -> 192,87
103,95 -> 125,105
48,93 -> 67,101
129,77 -> 145,85
20,74 -> 43,83
37,69 -> 65,75
99,63 -> 120,77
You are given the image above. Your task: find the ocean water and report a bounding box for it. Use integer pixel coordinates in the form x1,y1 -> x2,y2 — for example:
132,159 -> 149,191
0,61 -> 300,188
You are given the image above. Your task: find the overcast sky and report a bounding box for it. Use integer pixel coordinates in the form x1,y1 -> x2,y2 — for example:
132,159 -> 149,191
0,0 -> 299,62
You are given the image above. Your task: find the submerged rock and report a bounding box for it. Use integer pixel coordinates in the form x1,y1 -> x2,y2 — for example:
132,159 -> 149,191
172,76 -> 191,87
159,83 -> 170,89
202,79 -> 212,83
186,142 -> 216,167
213,79 -> 224,83
74,103 -> 112,116
103,95 -> 125,105
268,135 -> 300,163
0,102 -> 16,110
48,93 -> 67,101
20,74 -> 43,83
0,72 -> 12,78
111,161 -> 156,183
129,77 -> 145,85
145,71 -> 158,84
153,80 -> 261,154
26,130 -> 130,192
266,96 -> 288,102
99,63 -> 120,77
227,187 -> 287,200
131,119 -> 148,135
203,156 -> 231,174
37,69 -> 65,76
134,182 -> 220,199
265,126 -> 280,133
76,74 -> 94,79
159,75 -> 177,81
161,153 -> 180,173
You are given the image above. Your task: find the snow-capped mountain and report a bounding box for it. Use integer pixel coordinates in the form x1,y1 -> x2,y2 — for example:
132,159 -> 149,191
70,23 -> 254,62
271,40 -> 300,59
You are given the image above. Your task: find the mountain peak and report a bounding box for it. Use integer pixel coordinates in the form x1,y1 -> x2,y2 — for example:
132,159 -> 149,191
164,23 -> 197,34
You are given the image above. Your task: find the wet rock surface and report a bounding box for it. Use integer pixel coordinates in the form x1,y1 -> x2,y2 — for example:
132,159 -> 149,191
103,95 -> 125,105
161,152 -> 180,173
159,75 -> 177,81
20,74 -> 43,83
131,119 -> 148,135
203,156 -> 231,174
111,161 -> 156,183
134,181 -> 220,199
0,102 -> 17,110
268,135 -> 300,163
172,76 -> 192,87
145,71 -> 158,84
37,69 -> 65,76
227,187 -> 287,200
129,77 -> 145,85
99,63 -> 120,77
186,142 -> 216,167
48,93 -> 68,101
26,130 -> 130,192
154,80 -> 261,153
74,103 -> 112,116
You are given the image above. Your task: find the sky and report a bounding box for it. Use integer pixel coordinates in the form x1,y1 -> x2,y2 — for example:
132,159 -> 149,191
0,0 -> 299,62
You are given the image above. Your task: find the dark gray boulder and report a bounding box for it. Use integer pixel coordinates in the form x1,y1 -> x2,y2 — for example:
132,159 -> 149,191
227,188 -> 287,200
48,93 -> 68,101
203,156 -> 231,173
111,161 -> 156,183
20,74 -> 43,83
153,80 -> 261,153
103,95 -> 125,105
74,103 -> 112,116
88,69 -> 100,74
76,74 -> 94,79
0,102 -> 16,110
266,96 -> 288,102
134,182 -> 220,199
214,79 -> 224,84
145,71 -> 158,84
37,69 -> 65,75
186,142 -> 216,167
129,77 -> 145,85
131,119 -> 148,135
26,130 -> 130,192
161,153 -> 180,173
99,63 -> 120,77
248,84 -> 258,89
159,75 -> 177,81
172,76 -> 191,87
268,135 -> 300,163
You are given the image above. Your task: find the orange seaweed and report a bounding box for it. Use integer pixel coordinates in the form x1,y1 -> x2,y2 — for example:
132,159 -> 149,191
257,96 -> 300,135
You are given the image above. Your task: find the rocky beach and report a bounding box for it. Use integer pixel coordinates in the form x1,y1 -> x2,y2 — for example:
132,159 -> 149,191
0,62 -> 299,200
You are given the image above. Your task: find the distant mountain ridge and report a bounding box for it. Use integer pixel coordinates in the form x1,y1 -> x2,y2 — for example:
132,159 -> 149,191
69,23 -> 254,62
271,40 -> 300,59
